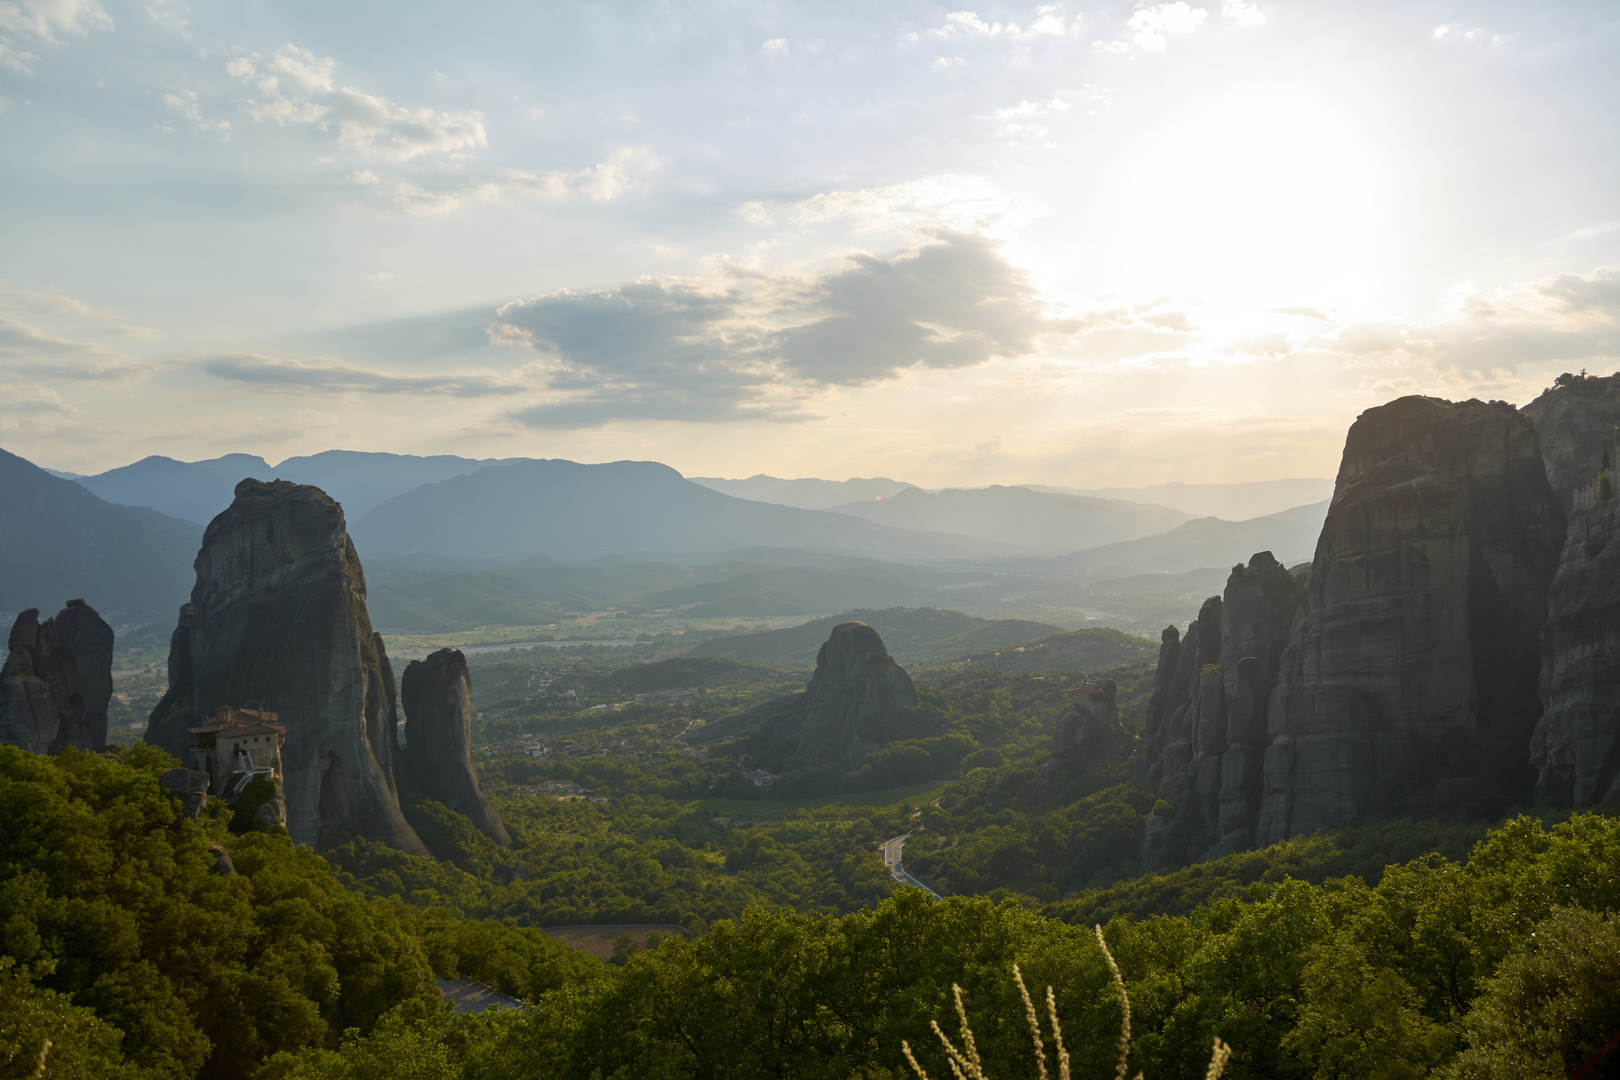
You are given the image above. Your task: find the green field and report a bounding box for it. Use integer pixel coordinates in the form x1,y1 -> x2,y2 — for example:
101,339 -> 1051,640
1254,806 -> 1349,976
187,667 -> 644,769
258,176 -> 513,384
684,781 -> 948,821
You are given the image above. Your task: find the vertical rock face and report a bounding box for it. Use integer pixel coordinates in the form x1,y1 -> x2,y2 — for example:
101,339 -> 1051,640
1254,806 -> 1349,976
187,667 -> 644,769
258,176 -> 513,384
1134,553 -> 1301,856
1532,449 -> 1620,805
1522,376 -> 1620,808
0,601 -> 113,754
1257,397 -> 1564,843
684,621 -> 920,759
399,648 -> 512,846
1522,374 -> 1620,512
145,479 -> 427,855
145,604 -> 198,757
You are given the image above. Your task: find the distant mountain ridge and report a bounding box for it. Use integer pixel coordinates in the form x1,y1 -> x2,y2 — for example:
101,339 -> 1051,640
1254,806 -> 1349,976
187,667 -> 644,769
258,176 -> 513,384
1030,478 -> 1334,520
0,447 -> 201,618
349,459 -> 997,564
1058,500 -> 1330,573
824,485 -> 1191,555
689,474 -> 913,510
72,450 -> 528,524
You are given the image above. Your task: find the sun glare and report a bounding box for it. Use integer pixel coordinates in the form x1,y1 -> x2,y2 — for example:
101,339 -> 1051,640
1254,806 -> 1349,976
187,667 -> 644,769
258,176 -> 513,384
1107,87 -> 1389,323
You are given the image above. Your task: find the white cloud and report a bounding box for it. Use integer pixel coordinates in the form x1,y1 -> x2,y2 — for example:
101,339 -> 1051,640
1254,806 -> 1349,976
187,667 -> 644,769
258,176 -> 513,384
162,89 -> 230,134
775,174 -> 1045,239
348,147 -> 661,216
1095,2 -> 1208,54
228,45 -> 486,162
761,37 -> 788,54
0,316 -> 143,380
0,0 -> 110,73
1222,0 -> 1265,29
924,5 -> 1078,41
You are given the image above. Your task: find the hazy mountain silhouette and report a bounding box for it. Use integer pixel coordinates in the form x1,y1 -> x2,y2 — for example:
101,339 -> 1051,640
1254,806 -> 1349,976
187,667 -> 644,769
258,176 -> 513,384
349,459 -> 997,563
1057,500 -> 1330,573
689,474 -> 914,510
824,485 -> 1191,555
1030,478 -> 1333,521
686,607 -> 1064,665
0,447 -> 202,617
76,450 -> 528,524
76,453 -> 272,524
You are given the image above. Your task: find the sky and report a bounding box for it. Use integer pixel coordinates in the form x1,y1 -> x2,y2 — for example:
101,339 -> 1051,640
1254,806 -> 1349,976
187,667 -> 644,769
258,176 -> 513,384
2,0 -> 1618,485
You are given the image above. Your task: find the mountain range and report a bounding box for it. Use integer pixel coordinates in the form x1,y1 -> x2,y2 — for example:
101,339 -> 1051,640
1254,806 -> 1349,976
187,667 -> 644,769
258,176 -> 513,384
0,449 -> 200,618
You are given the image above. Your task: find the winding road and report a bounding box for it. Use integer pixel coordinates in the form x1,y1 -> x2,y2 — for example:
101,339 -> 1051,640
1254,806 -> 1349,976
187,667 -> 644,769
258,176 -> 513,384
880,833 -> 941,898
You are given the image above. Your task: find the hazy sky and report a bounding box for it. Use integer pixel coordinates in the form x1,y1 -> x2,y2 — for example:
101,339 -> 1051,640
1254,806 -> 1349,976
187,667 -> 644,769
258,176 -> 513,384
3,0 -> 1617,484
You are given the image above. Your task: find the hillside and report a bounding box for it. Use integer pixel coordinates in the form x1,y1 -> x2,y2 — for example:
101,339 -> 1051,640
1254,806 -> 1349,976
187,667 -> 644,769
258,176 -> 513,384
1058,500 -> 1329,573
686,607 -> 1063,666
0,447 -> 201,619
926,626 -> 1160,675
350,459 -> 995,563
824,485 -> 1190,555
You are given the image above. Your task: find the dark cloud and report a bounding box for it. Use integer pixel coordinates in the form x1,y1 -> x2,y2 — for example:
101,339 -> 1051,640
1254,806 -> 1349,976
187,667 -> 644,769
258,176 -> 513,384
198,353 -> 511,396
490,231 -> 1065,427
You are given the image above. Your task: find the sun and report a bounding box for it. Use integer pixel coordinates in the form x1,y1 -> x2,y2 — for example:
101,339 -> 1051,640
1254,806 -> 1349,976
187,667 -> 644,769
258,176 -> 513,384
1105,85 -> 1390,324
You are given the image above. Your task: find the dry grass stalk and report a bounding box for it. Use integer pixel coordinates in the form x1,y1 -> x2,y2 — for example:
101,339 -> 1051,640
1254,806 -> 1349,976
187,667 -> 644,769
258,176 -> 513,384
30,1040 -> 52,1080
900,927 -> 1232,1080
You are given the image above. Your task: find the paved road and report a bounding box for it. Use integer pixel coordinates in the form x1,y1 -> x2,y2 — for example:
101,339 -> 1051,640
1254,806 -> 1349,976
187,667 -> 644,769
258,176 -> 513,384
880,833 -> 940,898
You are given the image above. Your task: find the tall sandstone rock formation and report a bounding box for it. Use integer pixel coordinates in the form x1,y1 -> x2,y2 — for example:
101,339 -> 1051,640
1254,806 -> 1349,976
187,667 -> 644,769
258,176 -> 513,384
1256,397 -> 1565,843
146,479 -> 427,855
398,649 -> 512,846
1524,374 -> 1620,806
0,600 -> 114,754
1135,553 -> 1301,855
685,621 -> 919,760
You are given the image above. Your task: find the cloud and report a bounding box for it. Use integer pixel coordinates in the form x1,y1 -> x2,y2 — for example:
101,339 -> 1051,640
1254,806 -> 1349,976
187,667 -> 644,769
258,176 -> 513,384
761,37 -> 788,54
196,353 -> 515,396
162,89 -> 230,134
742,174 -> 1044,243
0,316 -> 142,380
489,231 -> 1070,427
227,45 -> 486,162
346,147 -> 661,216
1095,2 -> 1207,54
0,0 -> 110,73
1313,268 -> 1620,380
922,5 -> 1078,41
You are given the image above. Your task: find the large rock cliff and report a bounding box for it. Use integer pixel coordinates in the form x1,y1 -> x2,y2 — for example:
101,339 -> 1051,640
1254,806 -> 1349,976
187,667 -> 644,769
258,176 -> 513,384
1256,397 -> 1564,843
0,600 -> 114,754
1523,374 -> 1620,807
399,648 -> 512,846
145,479 -> 427,855
685,621 -> 919,760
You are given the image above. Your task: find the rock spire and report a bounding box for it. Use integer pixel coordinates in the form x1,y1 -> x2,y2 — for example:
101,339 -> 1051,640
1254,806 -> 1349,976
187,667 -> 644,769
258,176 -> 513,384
398,648 -> 512,846
0,600 -> 114,754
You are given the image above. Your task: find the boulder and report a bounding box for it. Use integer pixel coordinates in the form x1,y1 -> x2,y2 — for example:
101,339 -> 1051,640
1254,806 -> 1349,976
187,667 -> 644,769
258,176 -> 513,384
159,767 -> 209,820
1257,397 -> 1565,842
145,479 -> 427,855
399,648 -> 512,846
0,600 -> 114,754
685,621 -> 918,762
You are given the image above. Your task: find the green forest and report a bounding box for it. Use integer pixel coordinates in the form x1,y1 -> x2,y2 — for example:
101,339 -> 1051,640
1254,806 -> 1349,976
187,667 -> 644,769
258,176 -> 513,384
4,723 -> 1619,1079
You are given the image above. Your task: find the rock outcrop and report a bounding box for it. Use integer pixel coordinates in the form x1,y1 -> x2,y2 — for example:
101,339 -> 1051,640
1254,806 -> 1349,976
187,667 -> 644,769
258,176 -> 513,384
1134,553 -> 1301,855
685,621 -> 919,761
1521,375 -> 1620,808
1052,680 -> 1119,752
1531,448 -> 1620,805
1522,373 -> 1620,512
145,479 -> 427,855
399,648 -> 511,846
1256,397 -> 1565,843
0,601 -> 114,754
